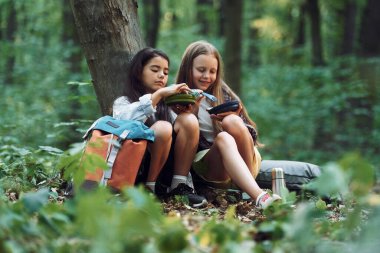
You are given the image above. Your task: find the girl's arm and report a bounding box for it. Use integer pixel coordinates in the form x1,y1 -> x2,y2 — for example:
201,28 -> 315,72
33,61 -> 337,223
113,83 -> 190,122
113,94 -> 156,122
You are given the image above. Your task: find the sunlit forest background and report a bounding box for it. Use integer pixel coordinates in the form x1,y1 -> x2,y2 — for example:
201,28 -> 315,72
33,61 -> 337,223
1,1 -> 380,252
1,0 -> 379,171
1,0 -> 379,169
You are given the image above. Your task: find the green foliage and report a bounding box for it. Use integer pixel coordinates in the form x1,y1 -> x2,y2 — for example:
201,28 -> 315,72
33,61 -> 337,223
0,143 -> 62,194
1,0 -> 379,171
21,187 -> 50,214
1,1 -> 380,252
243,59 -> 380,169
1,146 -> 380,252
306,152 -> 375,202
196,206 -> 256,252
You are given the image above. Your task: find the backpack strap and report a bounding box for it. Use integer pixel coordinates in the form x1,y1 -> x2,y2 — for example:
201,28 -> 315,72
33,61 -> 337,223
100,131 -> 130,186
83,118 -> 101,139
99,134 -> 115,186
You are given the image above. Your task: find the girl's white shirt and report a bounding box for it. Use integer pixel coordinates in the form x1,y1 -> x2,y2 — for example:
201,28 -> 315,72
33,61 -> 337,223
198,98 -> 214,143
112,94 -> 176,123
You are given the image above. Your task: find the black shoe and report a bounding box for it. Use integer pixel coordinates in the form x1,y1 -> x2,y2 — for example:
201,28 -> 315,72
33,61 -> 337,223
168,183 -> 208,208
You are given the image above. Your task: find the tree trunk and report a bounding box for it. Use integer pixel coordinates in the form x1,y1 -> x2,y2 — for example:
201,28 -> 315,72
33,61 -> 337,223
358,0 -> 380,57
356,0 -> 380,152
294,2 -> 306,48
290,2 -> 307,64
60,0 -> 83,147
246,0 -> 260,67
359,0 -> 380,107
340,0 -> 356,55
142,0 -> 160,47
306,0 -> 326,149
62,3 -> 82,76
224,0 -> 242,95
4,1 -> 17,85
70,0 -> 145,115
306,0 -> 324,66
196,0 -> 213,35
218,0 -> 226,37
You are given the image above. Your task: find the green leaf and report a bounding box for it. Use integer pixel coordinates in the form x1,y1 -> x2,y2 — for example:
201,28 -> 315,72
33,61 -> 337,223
21,188 -> 50,213
38,145 -> 64,154
306,162 -> 349,197
339,152 -> 375,197
157,218 -> 188,252
315,198 -> 327,210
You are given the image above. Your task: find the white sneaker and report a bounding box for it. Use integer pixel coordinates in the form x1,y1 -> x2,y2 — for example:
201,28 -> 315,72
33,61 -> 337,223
256,192 -> 282,209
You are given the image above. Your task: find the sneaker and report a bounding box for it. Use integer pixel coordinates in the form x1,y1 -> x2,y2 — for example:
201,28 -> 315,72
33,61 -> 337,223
256,192 -> 282,209
168,183 -> 208,208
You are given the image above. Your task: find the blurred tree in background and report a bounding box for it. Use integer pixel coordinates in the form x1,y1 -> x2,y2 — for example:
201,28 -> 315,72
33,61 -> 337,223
0,0 -> 379,173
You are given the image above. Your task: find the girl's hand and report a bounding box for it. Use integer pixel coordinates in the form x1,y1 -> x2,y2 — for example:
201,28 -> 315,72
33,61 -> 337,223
171,88 -> 205,115
161,83 -> 190,98
210,103 -> 242,121
152,83 -> 190,106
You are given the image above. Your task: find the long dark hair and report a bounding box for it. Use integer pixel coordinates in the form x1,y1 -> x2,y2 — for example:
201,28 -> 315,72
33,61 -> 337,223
123,47 -> 172,125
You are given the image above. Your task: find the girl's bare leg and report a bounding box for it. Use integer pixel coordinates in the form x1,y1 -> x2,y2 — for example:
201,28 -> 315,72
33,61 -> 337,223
221,115 -> 258,177
173,113 -> 199,176
146,121 -> 172,181
203,132 -> 264,200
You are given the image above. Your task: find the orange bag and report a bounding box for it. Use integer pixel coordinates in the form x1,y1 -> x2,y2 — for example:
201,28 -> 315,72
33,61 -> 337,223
81,116 -> 154,191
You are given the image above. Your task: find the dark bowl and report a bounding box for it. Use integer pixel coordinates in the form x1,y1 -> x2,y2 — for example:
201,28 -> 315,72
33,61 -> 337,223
207,100 -> 240,114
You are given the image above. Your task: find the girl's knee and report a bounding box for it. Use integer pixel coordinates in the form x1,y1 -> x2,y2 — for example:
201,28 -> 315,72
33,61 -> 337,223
214,132 -> 236,148
151,121 -> 172,140
222,115 -> 247,134
175,113 -> 199,131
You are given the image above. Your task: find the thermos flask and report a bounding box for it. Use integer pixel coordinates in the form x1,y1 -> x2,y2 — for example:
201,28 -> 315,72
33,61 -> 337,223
272,167 -> 288,200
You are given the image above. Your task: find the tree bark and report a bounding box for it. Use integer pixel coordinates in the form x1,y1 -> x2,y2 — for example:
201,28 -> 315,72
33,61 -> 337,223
340,0 -> 356,56
4,1 -> 17,85
224,0 -> 242,95
142,0 -> 160,47
218,0 -> 226,37
294,3 -> 306,48
356,0 -> 380,149
306,0 -> 324,66
358,0 -> 380,106
246,0 -> 260,67
358,0 -> 380,57
70,0 -> 145,115
196,0 -> 213,35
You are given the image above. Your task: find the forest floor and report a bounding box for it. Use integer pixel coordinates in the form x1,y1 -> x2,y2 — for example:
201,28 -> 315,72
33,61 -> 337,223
6,180 -> 380,235
161,186 -> 300,232
161,180 -> 380,233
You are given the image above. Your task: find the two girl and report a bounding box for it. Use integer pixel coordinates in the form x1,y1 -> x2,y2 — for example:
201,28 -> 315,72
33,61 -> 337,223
176,41 -> 281,209
114,43 -> 280,209
112,48 -> 207,208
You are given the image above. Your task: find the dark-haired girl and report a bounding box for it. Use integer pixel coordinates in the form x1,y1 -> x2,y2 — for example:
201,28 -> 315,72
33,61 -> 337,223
113,47 -> 207,208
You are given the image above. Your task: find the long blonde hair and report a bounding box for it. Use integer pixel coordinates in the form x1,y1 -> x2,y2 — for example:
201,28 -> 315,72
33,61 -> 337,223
176,40 -> 257,134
